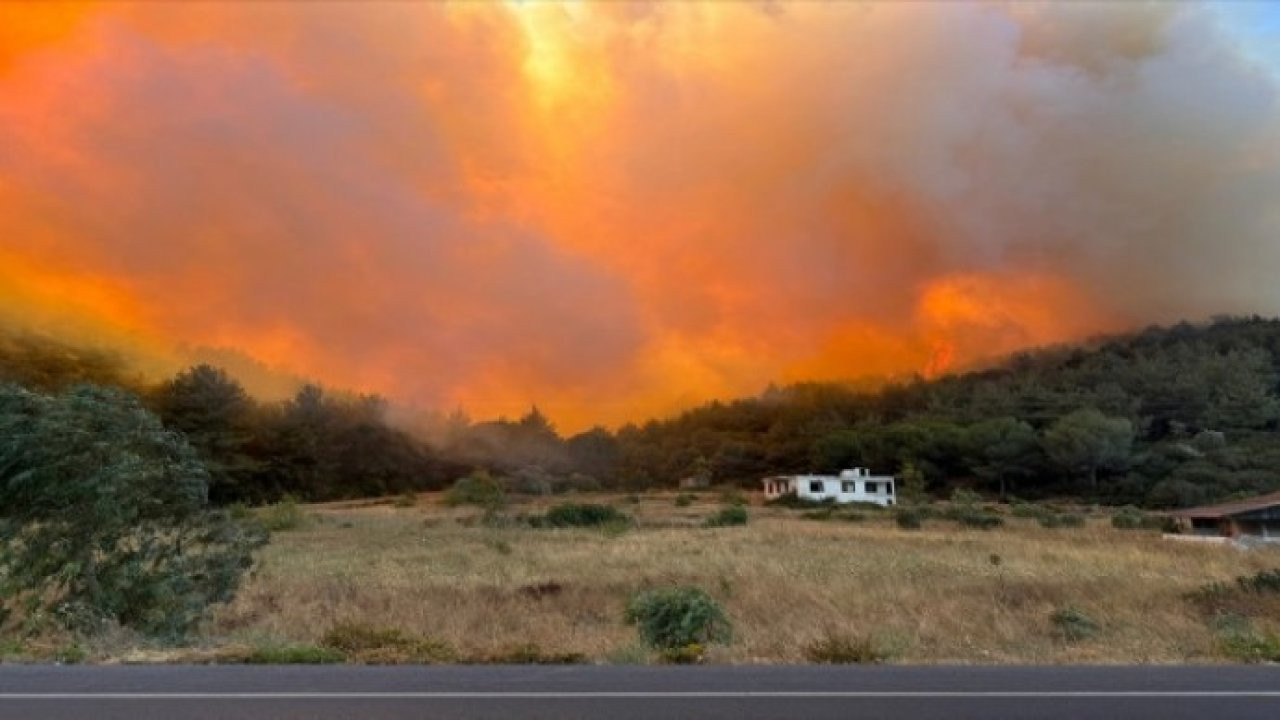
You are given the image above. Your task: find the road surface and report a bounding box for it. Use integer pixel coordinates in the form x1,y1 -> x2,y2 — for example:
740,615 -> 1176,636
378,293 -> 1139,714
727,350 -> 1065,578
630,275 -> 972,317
0,664 -> 1276,719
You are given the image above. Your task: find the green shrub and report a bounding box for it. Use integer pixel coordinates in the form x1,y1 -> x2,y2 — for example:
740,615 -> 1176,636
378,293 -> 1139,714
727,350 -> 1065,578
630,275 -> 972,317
248,643 -> 345,664
54,644 -> 87,665
1238,568 -> 1280,594
1038,513 -> 1085,529
704,505 -> 748,527
1050,607 -> 1100,641
259,498 -> 307,532
1110,507 -> 1145,529
804,632 -> 886,664
1011,502 -> 1050,519
445,470 -> 505,510
393,491 -> 417,508
895,507 -> 923,530
953,509 -> 1004,529
674,494 -> 696,507
625,586 -> 732,654
719,488 -> 748,506
535,503 -> 630,528
0,384 -> 266,640
1218,629 -> 1280,663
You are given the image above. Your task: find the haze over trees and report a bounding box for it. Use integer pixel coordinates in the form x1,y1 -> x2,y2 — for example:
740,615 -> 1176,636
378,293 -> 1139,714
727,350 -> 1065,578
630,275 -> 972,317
4,316 -> 1280,509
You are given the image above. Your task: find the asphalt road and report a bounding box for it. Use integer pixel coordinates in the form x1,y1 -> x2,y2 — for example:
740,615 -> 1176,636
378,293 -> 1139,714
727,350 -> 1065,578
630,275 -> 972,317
0,664 -> 1277,719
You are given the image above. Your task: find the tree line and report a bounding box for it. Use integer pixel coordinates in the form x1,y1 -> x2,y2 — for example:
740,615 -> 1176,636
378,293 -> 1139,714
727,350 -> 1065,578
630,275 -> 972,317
4,316 -> 1280,508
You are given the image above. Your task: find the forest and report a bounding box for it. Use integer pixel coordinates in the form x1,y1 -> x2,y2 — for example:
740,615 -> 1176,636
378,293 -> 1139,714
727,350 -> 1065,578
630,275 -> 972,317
4,315 -> 1280,509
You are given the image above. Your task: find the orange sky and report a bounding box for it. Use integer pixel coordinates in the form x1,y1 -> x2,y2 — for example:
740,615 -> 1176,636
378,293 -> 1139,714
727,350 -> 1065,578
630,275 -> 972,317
2,2 -> 1279,431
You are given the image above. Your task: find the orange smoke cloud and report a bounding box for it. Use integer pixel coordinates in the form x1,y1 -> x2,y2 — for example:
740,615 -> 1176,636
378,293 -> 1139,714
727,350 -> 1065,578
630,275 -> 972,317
1,2 -> 1278,430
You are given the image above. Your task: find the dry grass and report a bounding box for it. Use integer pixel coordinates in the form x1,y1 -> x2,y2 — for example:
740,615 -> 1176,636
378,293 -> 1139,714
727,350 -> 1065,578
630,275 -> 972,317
188,493 -> 1280,664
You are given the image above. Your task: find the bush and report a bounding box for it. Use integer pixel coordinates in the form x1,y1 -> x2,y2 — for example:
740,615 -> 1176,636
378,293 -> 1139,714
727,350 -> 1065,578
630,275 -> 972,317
1238,568 -> 1280,594
719,488 -> 748,506
393,491 -> 417,508
535,503 -> 630,528
895,507 -> 923,530
1038,513 -> 1086,529
1011,502 -> 1050,519
704,505 -> 748,527
674,493 -> 696,507
1218,628 -> 1280,663
954,509 -> 1004,529
1110,506 -> 1145,529
804,632 -> 886,664
320,622 -> 455,664
259,497 -> 307,531
1049,607 -> 1100,641
625,586 -> 732,654
0,384 -> 266,640
445,470 -> 505,510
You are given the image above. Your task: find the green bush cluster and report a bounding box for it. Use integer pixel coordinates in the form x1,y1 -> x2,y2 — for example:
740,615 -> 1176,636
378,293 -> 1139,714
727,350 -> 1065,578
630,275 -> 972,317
532,503 -> 631,528
674,493 -> 696,507
895,507 -> 924,530
1049,607 -> 1100,642
1037,513 -> 1086,529
704,505 -> 749,527
444,470 -> 506,510
624,586 -> 732,659
258,497 -> 307,532
1217,628 -> 1280,663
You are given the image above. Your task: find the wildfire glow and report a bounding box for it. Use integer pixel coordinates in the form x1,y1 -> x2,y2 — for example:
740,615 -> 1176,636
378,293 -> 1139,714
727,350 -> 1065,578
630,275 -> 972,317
1,2 -> 1278,430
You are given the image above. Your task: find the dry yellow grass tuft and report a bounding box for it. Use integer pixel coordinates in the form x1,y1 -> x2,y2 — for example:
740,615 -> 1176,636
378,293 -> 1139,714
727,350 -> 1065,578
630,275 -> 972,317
193,493 -> 1280,664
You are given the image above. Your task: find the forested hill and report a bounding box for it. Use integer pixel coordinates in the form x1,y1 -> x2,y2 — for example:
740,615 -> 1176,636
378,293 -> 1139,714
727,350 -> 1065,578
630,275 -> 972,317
608,316 -> 1280,507
4,317 -> 1280,509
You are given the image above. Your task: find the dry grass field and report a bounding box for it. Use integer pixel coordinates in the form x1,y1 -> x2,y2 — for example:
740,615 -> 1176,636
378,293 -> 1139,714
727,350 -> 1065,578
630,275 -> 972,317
137,491 -> 1280,665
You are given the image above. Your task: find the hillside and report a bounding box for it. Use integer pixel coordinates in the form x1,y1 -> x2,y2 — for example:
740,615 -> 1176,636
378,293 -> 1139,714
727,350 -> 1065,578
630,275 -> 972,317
5,317 -> 1280,508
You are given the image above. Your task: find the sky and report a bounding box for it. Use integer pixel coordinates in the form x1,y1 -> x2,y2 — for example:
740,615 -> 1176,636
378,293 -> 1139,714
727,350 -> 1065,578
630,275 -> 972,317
1,1 -> 1279,431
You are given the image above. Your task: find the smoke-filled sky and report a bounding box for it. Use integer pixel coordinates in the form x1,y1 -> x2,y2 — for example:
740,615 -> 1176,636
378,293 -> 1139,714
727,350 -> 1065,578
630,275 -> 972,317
2,2 -> 1279,430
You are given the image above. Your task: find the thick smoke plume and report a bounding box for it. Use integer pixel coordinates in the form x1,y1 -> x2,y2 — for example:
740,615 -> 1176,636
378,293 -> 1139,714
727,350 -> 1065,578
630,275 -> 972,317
1,2 -> 1277,429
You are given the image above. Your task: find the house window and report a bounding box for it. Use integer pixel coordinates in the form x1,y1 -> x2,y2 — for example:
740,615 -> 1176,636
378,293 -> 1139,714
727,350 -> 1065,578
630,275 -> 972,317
865,482 -> 879,493
842,482 -> 856,493
809,481 -> 823,493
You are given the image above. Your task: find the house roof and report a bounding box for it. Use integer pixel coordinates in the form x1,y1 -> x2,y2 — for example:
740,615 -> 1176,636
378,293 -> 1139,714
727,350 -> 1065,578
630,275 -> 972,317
1168,490 -> 1280,519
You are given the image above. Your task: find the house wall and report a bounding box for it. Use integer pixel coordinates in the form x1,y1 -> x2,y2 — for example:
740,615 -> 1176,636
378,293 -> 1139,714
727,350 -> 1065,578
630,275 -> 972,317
788,471 -> 896,507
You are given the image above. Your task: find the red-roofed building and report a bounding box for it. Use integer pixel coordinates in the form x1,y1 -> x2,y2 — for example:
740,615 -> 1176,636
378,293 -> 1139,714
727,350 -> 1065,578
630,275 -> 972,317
1168,491 -> 1280,541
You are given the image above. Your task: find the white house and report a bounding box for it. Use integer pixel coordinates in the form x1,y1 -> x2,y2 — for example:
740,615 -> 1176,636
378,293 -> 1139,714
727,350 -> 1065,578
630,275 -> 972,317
762,468 -> 896,507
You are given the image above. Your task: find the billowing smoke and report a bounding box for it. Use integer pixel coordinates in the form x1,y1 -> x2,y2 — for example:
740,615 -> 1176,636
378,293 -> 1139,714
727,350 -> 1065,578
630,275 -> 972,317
1,2 -> 1277,429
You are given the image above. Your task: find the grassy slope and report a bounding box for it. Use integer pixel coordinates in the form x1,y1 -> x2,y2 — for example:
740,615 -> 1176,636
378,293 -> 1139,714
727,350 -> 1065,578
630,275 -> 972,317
191,492 -> 1280,664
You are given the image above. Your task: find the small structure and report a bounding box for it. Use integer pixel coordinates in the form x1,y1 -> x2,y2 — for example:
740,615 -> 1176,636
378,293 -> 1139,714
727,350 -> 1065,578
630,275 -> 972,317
1168,490 -> 1280,542
762,468 -> 896,507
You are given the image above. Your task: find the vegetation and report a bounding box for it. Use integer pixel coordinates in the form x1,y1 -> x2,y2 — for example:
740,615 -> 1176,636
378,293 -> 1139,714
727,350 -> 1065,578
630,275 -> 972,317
319,622 -> 456,664
704,505 -> 749,527
8,318 -> 1280,510
0,384 -> 265,639
624,586 -> 732,658
804,631 -> 887,664
444,470 -> 505,510
1050,607 -> 1101,642
532,503 -> 630,528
